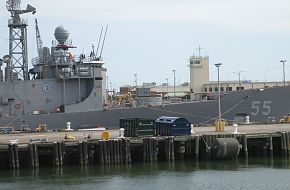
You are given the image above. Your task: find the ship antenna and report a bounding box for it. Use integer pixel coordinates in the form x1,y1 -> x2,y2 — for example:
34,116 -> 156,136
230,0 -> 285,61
6,0 -> 36,80
99,25 -> 108,59
95,26 -> 104,58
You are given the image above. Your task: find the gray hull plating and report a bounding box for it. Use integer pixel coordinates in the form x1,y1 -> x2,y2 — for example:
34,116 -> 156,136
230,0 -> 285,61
1,86 -> 289,130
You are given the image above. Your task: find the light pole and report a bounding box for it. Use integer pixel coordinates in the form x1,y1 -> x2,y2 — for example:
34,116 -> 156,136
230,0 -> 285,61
166,78 -> 169,101
280,60 -> 286,86
215,63 -> 222,123
172,70 -> 176,102
233,71 -> 245,91
134,73 -> 137,87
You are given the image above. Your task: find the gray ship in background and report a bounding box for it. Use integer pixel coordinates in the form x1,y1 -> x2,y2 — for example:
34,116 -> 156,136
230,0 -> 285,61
1,0 -> 290,131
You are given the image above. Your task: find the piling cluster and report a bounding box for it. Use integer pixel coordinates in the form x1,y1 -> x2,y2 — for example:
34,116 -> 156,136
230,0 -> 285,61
0,131 -> 290,170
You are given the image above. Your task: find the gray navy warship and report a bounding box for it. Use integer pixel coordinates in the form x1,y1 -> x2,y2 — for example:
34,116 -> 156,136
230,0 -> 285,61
1,0 -> 290,131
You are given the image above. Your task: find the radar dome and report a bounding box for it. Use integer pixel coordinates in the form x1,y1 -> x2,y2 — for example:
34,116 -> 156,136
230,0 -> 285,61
54,25 -> 70,44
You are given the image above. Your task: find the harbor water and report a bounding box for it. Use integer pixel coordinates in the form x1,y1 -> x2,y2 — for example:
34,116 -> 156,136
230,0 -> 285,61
0,157 -> 290,190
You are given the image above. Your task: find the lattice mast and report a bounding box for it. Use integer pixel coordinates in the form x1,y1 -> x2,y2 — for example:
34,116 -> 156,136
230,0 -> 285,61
35,18 -> 43,63
6,0 -> 36,80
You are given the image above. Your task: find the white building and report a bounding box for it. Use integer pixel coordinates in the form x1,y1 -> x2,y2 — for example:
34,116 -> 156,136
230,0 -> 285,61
189,55 -> 289,100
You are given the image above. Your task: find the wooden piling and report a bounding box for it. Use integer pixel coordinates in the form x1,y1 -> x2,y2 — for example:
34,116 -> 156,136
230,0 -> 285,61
153,138 -> 158,162
79,142 -> 83,166
165,137 -> 174,162
107,140 -> 111,165
143,138 -> 147,162
287,132 -> 290,157
58,142 -> 63,167
142,138 -> 158,162
103,140 -> 108,164
195,136 -> 200,160
170,137 -> 174,161
281,132 -> 287,156
109,140 -> 114,164
243,134 -> 248,158
124,139 -> 130,164
33,143 -> 39,168
269,134 -> 273,157
112,140 -> 117,164
9,144 -> 15,169
29,143 -> 35,168
185,139 -> 192,159
202,136 -> 211,160
99,141 -> 104,165
53,142 -> 59,167
83,142 -> 88,165
116,140 -> 120,164
14,144 -> 19,168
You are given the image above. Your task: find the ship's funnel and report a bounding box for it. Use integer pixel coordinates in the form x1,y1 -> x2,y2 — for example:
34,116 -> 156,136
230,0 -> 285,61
54,25 -> 70,45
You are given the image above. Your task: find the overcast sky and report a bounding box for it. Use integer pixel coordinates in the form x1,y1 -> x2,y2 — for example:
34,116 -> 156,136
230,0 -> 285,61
1,0 -> 290,90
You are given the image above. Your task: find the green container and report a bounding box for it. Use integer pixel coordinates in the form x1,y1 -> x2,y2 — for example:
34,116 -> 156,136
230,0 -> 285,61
120,118 -> 155,137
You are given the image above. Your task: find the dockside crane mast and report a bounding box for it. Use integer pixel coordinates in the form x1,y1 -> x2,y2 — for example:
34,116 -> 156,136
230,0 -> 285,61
35,18 -> 43,63
6,0 -> 36,80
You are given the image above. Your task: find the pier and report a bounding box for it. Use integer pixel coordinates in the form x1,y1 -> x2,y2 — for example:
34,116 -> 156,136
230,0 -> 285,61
0,123 -> 290,169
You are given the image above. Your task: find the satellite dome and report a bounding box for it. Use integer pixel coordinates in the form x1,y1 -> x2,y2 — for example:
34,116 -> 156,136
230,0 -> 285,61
54,25 -> 70,44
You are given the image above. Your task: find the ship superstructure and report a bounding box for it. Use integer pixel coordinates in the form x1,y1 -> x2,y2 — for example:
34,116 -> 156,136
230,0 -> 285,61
0,0 -> 107,122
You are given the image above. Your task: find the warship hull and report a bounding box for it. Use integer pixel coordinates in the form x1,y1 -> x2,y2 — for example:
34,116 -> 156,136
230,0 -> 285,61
1,85 -> 290,130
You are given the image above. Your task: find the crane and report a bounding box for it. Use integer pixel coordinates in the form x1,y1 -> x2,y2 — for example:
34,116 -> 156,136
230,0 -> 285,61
35,18 -> 43,63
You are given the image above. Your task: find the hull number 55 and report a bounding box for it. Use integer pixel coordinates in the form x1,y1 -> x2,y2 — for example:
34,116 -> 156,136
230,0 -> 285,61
251,101 -> 272,116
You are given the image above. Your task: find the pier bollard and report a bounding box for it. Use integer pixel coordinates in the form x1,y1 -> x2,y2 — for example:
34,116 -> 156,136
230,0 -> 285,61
65,122 -> 74,131
119,128 -> 125,138
245,116 -> 250,124
233,124 -> 238,134
191,124 -> 195,134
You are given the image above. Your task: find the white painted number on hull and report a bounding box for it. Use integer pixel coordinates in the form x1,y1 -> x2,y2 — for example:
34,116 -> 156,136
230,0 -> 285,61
251,101 -> 272,116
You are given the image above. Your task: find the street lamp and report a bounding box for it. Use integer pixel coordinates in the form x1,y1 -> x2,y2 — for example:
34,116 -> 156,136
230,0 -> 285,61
233,71 -> 245,91
215,63 -> 222,124
280,60 -> 286,87
172,70 -> 176,102
134,73 -> 138,87
166,78 -> 169,101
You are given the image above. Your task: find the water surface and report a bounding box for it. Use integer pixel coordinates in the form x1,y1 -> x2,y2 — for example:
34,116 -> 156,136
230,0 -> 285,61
0,157 -> 289,190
